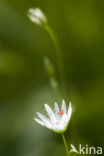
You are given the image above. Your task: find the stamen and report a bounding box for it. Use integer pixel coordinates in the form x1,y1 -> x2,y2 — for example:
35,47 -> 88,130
53,109 -> 56,113
57,112 -> 60,115
46,114 -> 48,118
60,109 -> 64,115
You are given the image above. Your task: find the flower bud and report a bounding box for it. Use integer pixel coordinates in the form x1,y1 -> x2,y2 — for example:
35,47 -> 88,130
43,57 -> 55,76
27,8 -> 47,26
50,77 -> 58,89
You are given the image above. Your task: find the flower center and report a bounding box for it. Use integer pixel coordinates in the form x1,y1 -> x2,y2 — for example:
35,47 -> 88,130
45,109 -> 64,118
57,109 -> 64,116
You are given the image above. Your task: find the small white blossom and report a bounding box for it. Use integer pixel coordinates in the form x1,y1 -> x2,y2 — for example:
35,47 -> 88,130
28,8 -> 47,26
34,99 -> 72,133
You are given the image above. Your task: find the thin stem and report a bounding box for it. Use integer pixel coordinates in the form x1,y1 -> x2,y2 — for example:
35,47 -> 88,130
44,24 -> 69,101
61,133 -> 69,156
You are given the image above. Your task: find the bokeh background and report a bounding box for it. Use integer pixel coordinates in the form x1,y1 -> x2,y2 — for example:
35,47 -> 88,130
0,0 -> 104,155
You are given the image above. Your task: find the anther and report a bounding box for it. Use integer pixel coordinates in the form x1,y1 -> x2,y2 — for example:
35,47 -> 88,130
60,109 -> 64,115
53,109 -> 56,113
57,112 -> 60,115
46,114 -> 48,118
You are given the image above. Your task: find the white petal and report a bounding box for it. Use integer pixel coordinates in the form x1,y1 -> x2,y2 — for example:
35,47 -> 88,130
29,16 -> 41,25
54,102 -> 61,119
61,99 -> 66,114
67,102 -> 72,121
34,118 -> 45,126
54,102 -> 60,113
45,122 -> 53,129
34,8 -> 46,21
36,112 -> 52,128
43,120 -> 52,129
37,112 -> 48,121
60,114 -> 68,126
44,104 -> 57,124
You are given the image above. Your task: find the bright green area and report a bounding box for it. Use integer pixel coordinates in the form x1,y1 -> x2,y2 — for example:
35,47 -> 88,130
0,0 -> 104,156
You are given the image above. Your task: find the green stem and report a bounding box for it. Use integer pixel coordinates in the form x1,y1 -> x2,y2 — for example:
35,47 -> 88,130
44,24 -> 69,100
61,133 -> 69,156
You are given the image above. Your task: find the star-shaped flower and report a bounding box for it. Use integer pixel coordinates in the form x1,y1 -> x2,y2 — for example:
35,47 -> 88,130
34,100 -> 72,133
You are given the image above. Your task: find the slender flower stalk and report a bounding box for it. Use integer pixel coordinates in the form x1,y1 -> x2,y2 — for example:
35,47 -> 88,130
44,23 -> 69,102
61,133 -> 70,156
27,8 -> 69,100
43,56 -> 61,100
44,57 -> 58,89
44,25 -> 68,98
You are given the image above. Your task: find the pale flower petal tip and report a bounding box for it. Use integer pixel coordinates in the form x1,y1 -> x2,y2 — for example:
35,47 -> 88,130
62,99 -> 66,114
34,118 -> 45,126
27,8 -> 47,26
34,99 -> 73,133
68,102 -> 72,119
69,102 -> 72,111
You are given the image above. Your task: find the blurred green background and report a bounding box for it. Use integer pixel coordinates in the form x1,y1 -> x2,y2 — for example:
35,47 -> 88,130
0,0 -> 104,155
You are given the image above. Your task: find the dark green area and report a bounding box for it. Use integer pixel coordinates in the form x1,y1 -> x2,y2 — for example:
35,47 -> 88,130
0,0 -> 104,156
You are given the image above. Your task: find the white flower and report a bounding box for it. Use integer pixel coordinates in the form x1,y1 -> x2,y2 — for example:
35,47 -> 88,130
34,99 -> 72,133
27,8 -> 47,26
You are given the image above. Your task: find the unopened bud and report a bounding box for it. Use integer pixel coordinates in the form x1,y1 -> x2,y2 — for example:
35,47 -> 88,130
27,8 -> 47,26
50,77 -> 58,89
44,57 -> 55,76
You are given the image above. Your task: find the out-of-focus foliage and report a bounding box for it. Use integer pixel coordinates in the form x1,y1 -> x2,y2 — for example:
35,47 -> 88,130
0,0 -> 104,156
